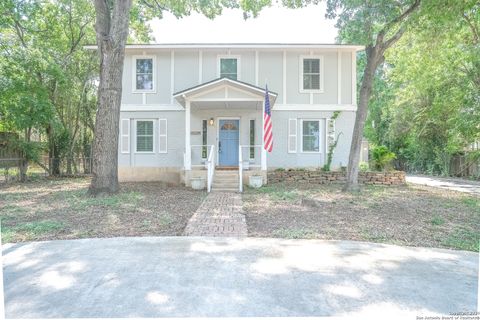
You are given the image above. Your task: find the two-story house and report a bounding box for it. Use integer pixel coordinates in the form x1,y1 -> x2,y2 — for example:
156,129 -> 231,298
110,43 -> 362,191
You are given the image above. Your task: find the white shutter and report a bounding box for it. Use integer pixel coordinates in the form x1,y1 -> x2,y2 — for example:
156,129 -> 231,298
288,118 -> 297,153
327,118 -> 336,148
158,119 -> 167,153
121,119 -> 130,153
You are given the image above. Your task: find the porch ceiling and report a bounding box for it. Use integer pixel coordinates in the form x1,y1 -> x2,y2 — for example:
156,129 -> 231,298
173,77 -> 277,108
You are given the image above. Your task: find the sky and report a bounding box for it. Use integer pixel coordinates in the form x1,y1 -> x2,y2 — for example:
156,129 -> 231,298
149,3 -> 338,44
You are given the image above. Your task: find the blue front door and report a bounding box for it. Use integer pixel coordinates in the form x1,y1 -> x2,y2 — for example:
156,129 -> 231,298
219,119 -> 239,166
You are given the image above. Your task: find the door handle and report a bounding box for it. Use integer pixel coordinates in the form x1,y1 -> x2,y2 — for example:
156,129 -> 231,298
218,141 -> 222,153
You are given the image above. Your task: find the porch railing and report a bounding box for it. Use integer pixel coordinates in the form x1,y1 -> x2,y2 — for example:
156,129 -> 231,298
238,145 -> 243,192
206,145 -> 215,192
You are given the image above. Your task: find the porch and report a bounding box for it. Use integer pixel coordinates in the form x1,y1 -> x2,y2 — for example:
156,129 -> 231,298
173,78 -> 277,192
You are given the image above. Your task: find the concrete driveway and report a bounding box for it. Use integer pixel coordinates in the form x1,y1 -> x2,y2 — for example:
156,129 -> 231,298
407,175 -> 480,195
3,237 -> 478,318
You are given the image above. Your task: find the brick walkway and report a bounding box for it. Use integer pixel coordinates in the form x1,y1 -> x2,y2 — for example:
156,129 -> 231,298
184,192 -> 247,237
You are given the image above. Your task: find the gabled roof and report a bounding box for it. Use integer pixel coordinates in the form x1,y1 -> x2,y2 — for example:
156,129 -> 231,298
174,77 -> 277,107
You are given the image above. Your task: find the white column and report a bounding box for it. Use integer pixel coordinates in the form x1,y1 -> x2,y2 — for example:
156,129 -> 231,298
185,99 -> 192,170
261,98 -> 267,171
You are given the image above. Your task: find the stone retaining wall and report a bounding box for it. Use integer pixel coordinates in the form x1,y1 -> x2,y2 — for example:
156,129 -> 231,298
267,170 -> 406,186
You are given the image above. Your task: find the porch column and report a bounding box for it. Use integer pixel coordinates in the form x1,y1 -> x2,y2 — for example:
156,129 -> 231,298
185,98 -> 192,170
261,98 -> 267,171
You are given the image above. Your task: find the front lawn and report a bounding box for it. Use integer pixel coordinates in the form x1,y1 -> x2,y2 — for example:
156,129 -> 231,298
0,178 -> 206,243
243,182 -> 480,252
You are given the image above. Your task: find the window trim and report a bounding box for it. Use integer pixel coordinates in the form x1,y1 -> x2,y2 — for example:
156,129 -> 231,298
217,55 -> 241,80
301,119 -> 323,154
135,119 -> 155,153
132,55 -> 156,94
299,55 -> 324,93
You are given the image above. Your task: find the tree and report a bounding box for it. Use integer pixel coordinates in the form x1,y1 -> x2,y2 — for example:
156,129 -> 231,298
364,0 -> 479,175
89,0 -> 271,195
325,0 -> 421,191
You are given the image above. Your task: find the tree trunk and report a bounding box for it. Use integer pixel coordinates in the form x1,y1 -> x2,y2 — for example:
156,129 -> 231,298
89,0 -> 132,195
343,48 -> 381,192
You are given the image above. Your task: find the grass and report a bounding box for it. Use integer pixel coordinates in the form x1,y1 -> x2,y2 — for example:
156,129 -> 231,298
430,216 -> 445,226
272,228 -> 318,239
442,227 -> 479,252
244,182 -> 480,252
249,184 -> 300,202
0,177 -> 206,243
3,221 -> 65,243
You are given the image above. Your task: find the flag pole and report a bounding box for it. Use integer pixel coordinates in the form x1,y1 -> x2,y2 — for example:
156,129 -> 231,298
261,83 -> 267,171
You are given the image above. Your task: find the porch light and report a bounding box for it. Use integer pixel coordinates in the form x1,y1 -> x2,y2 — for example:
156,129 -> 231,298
209,118 -> 214,126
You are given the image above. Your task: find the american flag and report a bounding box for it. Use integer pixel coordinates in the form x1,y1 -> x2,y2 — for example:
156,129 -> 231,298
263,85 -> 273,152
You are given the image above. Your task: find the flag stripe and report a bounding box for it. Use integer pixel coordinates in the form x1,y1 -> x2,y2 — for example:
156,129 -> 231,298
263,85 -> 273,153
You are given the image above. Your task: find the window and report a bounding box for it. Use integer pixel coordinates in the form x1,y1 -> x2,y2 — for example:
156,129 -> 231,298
133,56 -> 155,92
302,120 -> 320,153
202,120 -> 207,159
300,56 -> 323,92
136,120 -> 154,152
218,56 -> 239,80
249,120 -> 255,159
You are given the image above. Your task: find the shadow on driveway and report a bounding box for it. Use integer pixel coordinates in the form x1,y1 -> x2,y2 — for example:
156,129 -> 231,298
3,237 -> 478,317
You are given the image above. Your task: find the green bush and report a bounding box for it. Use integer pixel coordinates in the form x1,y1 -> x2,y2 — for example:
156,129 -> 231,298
359,162 -> 369,172
371,145 -> 396,171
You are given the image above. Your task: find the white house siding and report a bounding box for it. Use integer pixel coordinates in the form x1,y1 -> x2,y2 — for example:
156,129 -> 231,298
118,111 -> 184,165
116,45 -> 360,183
267,110 -> 354,169
341,52 -> 353,104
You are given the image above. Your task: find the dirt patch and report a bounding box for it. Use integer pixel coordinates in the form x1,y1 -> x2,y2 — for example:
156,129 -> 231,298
0,178 -> 206,243
243,182 -> 480,251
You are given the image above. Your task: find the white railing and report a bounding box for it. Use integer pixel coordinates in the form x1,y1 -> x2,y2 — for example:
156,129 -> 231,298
206,145 -> 215,192
238,145 -> 243,192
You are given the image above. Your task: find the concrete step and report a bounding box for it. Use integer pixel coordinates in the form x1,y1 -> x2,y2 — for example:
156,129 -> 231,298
212,182 -> 239,188
211,187 -> 239,193
214,173 -> 239,177
213,176 -> 239,182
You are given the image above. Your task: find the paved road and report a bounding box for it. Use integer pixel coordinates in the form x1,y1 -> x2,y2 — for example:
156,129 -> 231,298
3,237 -> 478,318
407,175 -> 480,195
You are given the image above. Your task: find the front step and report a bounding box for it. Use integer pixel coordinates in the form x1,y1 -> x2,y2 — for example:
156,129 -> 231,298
211,170 -> 240,192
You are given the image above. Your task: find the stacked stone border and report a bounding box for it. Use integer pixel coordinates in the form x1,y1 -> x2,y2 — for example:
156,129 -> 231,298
268,170 -> 406,186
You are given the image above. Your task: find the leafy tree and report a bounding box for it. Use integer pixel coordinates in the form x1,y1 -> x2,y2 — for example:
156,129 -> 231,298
325,0 -> 421,191
364,0 -> 479,175
89,0 -> 273,194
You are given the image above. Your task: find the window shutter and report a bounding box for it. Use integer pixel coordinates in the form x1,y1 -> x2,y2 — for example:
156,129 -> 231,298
121,119 -> 130,153
327,118 -> 336,149
158,119 -> 167,153
288,118 -> 297,153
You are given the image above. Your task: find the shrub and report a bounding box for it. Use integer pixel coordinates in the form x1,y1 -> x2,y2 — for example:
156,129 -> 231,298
359,162 -> 369,172
371,145 -> 396,171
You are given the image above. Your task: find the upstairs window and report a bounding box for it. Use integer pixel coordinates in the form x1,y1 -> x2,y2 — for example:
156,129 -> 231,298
218,56 -> 239,80
300,56 -> 323,92
134,56 -> 155,92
